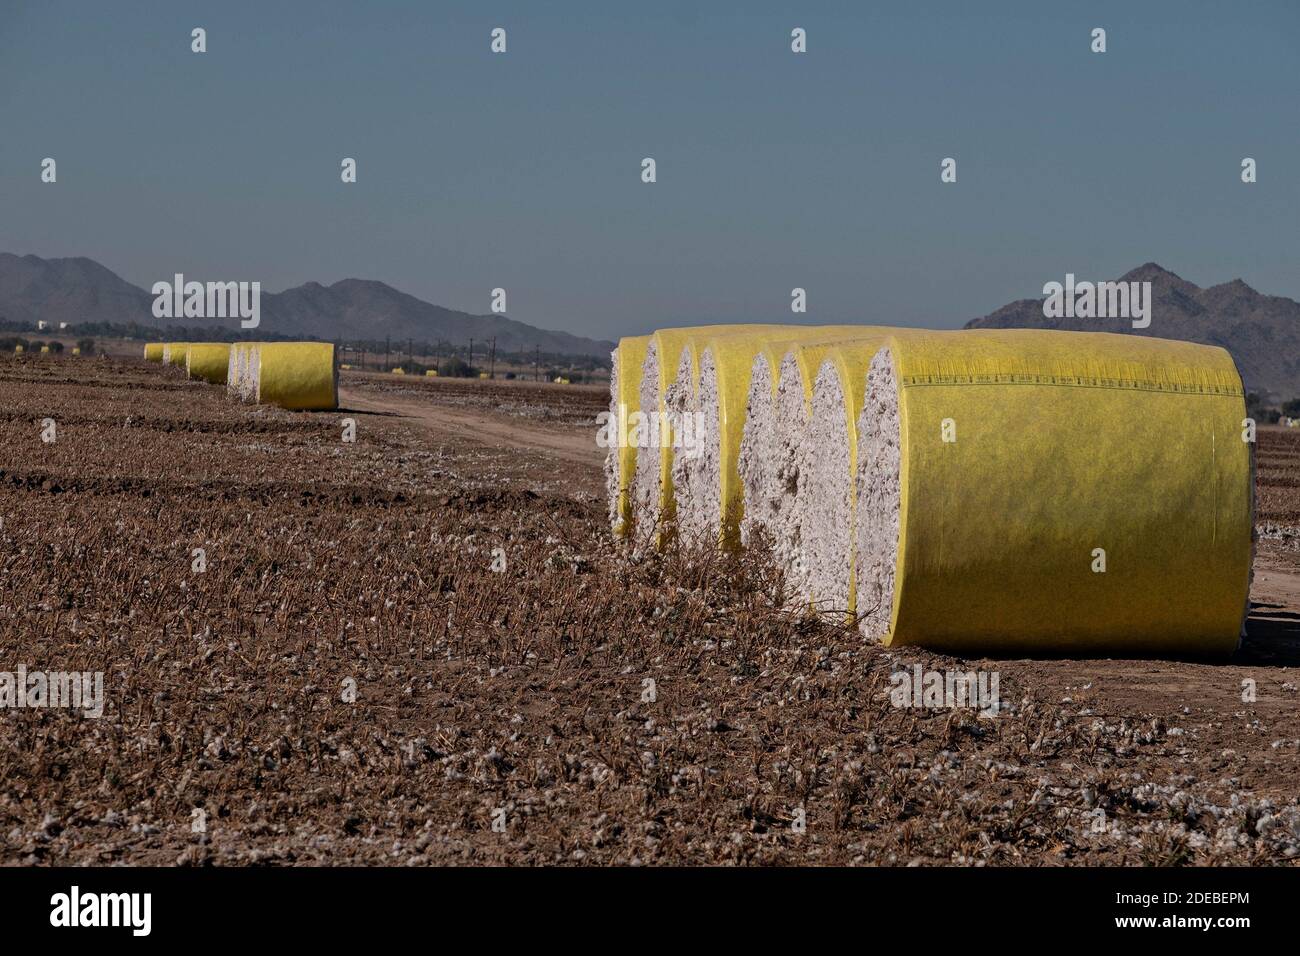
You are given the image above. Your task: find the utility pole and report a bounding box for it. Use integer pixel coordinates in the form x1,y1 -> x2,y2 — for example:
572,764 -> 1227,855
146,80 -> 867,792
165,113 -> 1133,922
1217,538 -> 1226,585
534,345 -> 540,382
384,335 -> 390,371
489,337 -> 496,379
469,338 -> 474,371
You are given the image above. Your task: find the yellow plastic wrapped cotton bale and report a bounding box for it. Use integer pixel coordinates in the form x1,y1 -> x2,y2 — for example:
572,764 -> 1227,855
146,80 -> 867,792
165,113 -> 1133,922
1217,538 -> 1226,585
143,343 -> 164,362
255,342 -> 338,411
233,342 -> 262,400
631,325 -> 789,549
737,328 -> 897,596
673,327 -> 851,549
739,331 -> 859,551
854,329 -> 1252,656
604,335 -> 651,538
226,343 -> 247,396
162,343 -> 189,367
629,325 -> 739,548
185,343 -> 231,384
238,343 -> 260,400
798,334 -> 917,621
240,343 -> 261,400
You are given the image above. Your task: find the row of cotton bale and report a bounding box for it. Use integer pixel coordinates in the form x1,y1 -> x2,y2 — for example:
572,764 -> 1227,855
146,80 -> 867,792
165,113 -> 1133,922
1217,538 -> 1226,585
607,325 -> 1254,656
145,341 -> 338,410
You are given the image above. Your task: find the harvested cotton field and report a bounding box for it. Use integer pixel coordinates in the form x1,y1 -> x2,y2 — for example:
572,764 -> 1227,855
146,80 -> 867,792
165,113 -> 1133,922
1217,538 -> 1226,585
1,348 -> 1297,866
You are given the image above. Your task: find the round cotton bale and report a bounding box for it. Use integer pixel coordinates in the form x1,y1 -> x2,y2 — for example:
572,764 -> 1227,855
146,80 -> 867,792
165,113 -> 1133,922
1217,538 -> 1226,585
798,337 -> 906,622
14,345 -> 23,353
425,369 -> 437,377
143,343 -> 164,362
185,342 -> 231,384
737,344 -> 793,549
40,345 -> 50,354
673,328 -> 841,549
243,344 -> 261,401
227,343 -> 242,395
737,329 -> 895,597
605,335 -> 651,539
740,339 -> 847,556
241,344 -> 261,400
226,342 -> 245,395
854,329 -> 1252,656
162,343 -> 190,367
630,326 -> 755,550
227,342 -> 259,399
255,342 -> 338,411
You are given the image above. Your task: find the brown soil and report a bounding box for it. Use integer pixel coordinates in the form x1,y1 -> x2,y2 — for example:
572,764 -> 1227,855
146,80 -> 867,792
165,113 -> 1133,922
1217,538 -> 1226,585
0,353 -> 1297,866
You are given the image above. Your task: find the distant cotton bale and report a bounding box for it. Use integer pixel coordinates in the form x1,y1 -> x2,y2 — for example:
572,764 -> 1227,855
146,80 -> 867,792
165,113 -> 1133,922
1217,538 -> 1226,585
72,347 -> 80,355
14,345 -> 23,354
245,344 -> 262,401
240,343 -> 259,399
144,343 -> 164,362
392,367 -> 405,375
226,342 -> 245,395
40,345 -> 50,354
186,343 -> 231,385
255,342 -> 338,411
163,343 -> 189,367
226,342 -> 259,399
425,370 -> 437,377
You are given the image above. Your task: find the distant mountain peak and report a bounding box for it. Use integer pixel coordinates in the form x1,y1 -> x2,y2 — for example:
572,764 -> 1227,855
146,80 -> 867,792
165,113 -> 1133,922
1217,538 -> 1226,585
1208,277 -> 1254,293
1117,262 -> 1198,291
965,263 -> 1299,400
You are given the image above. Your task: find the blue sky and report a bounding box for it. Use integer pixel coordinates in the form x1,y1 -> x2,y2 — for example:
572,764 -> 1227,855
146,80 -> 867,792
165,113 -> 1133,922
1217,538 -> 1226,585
1,0 -> 1296,340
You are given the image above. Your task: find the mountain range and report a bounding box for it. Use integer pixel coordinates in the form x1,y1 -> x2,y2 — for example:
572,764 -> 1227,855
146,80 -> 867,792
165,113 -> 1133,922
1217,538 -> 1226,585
966,263 -> 1300,401
2,254 -> 1296,397
0,253 -> 615,359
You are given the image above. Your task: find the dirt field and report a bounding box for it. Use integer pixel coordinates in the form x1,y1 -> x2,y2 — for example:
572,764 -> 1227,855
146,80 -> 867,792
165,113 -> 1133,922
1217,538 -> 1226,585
1,355 -> 1298,866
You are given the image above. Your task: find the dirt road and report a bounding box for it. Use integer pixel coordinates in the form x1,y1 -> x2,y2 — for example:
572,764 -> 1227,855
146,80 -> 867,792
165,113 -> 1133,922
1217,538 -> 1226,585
339,386 -> 603,472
